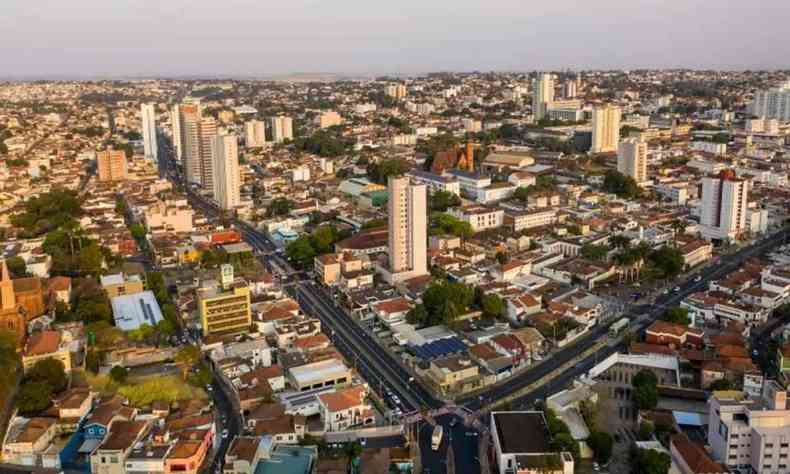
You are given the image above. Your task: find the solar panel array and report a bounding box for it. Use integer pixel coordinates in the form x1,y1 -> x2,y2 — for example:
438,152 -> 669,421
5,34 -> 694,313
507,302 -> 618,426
410,337 -> 467,361
138,299 -> 156,325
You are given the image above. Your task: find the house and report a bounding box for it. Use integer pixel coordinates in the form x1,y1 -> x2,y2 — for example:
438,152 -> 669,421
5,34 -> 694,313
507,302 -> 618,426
21,330 -> 72,372
224,437 -> 263,474
645,321 -> 704,349
83,396 -> 137,441
2,417 -> 58,466
372,297 -> 413,326
90,420 -> 150,474
493,259 -> 531,282
54,388 -> 93,422
670,433 -> 728,474
507,294 -> 542,323
317,385 -> 375,432
246,403 -> 306,443
425,355 -> 492,395
165,429 -> 214,474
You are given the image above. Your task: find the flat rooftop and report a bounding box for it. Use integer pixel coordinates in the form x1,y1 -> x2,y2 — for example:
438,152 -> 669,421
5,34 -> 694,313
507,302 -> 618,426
492,411 -> 551,454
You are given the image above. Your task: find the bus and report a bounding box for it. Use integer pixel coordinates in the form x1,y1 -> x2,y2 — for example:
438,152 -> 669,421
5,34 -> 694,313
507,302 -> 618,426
431,425 -> 443,451
609,317 -> 630,337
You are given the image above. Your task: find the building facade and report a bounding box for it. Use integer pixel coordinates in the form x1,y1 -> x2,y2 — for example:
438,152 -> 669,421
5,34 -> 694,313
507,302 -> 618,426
141,103 -> 158,162
700,170 -> 749,242
386,176 -> 428,281
211,134 -> 241,210
97,149 -> 128,182
617,138 -> 648,185
591,104 -> 621,153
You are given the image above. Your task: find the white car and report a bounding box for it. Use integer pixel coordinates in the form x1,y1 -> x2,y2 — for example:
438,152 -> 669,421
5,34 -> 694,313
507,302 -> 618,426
694,275 -> 702,282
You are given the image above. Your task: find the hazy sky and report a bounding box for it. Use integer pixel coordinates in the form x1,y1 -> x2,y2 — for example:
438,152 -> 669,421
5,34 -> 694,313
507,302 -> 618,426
2,0 -> 789,78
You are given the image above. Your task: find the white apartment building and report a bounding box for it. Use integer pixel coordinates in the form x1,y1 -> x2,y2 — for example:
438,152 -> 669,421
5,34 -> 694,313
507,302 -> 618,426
141,103 -> 158,162
750,81 -> 790,121
691,140 -> 727,156
700,171 -> 749,242
211,135 -> 240,210
385,84 -> 407,99
591,104 -> 621,153
476,183 -> 516,204
315,110 -> 343,129
462,118 -> 482,133
504,209 -> 558,232
617,138 -> 648,185
386,176 -> 428,282
245,120 -> 266,148
708,382 -> 790,474
407,170 -> 461,195
449,206 -> 504,232
270,116 -> 293,143
746,118 -> 780,135
532,73 -> 554,121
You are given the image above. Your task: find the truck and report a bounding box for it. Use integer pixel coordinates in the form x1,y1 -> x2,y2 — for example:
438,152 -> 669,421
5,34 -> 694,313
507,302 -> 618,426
431,425 -> 443,451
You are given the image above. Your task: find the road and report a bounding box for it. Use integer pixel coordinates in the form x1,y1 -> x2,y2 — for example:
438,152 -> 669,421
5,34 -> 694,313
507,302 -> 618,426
418,415 -> 481,474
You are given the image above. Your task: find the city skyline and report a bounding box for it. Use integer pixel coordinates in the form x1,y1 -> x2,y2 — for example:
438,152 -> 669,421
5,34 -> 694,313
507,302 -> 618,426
3,0 -> 790,79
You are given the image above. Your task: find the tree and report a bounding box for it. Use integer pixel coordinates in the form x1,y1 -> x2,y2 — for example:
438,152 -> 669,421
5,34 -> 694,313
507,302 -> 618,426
513,186 -> 531,203
610,234 -> 631,250
266,198 -> 294,217
639,420 -> 655,440
663,307 -> 690,326
495,251 -> 509,265
649,246 -> 684,278
85,350 -> 101,374
406,304 -> 429,326
175,346 -> 202,379
5,256 -> 28,278
286,236 -> 317,268
16,381 -> 53,415
367,159 -> 409,184
603,170 -> 641,199
581,244 -> 609,261
587,431 -> 613,464
633,370 -> 659,410
550,432 -> 580,461
129,223 -> 146,240
109,365 -> 129,384
430,191 -> 461,212
481,294 -> 506,320
77,244 -> 104,276
27,358 -> 67,393
709,378 -> 733,391
631,447 -> 671,474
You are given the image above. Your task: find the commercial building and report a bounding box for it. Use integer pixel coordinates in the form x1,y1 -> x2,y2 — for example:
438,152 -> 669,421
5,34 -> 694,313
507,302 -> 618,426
100,272 -> 145,298
750,81 -> 790,121
385,176 -> 428,282
269,116 -> 293,143
96,149 -> 128,182
591,104 -> 621,153
617,138 -> 648,185
532,73 -> 554,121
450,206 -> 504,232
700,170 -> 749,242
141,103 -> 158,162
198,265 -> 252,336
288,358 -> 352,392
211,134 -> 241,210
111,290 -> 164,332
491,411 -> 574,474
708,382 -> 790,473
245,120 -> 266,148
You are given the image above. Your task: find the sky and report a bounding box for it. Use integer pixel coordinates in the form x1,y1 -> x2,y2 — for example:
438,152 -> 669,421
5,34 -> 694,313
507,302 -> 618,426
2,0 -> 789,78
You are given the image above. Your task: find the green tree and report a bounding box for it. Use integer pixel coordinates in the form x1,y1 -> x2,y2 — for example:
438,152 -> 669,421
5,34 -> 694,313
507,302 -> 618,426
639,420 -> 655,440
85,350 -> 101,374
633,370 -> 659,410
663,307 -> 690,326
649,246 -> 684,278
495,251 -> 509,265
550,432 -> 580,461
430,191 -> 461,212
603,170 -> 641,199
481,294 -> 506,320
109,365 -> 129,384
709,378 -> 733,391
77,244 -> 104,276
129,223 -> 146,240
175,345 -> 202,380
587,431 -> 613,464
406,304 -> 429,326
27,358 -> 67,393
513,186 -> 531,203
581,244 -> 609,261
16,381 -> 53,415
266,198 -> 294,217
286,236 -> 317,268
631,448 -> 671,474
367,159 -> 409,184
5,256 -> 28,278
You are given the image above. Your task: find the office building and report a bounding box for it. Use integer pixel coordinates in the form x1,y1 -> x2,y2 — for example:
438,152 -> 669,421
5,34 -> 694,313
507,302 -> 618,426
750,81 -> 790,121
270,116 -> 293,143
198,265 -> 251,336
96,149 -> 128,182
591,104 -> 621,153
140,103 -> 158,162
245,120 -> 266,148
532,73 -> 554,121
617,138 -> 648,185
211,134 -> 241,210
386,176 -> 428,282
708,382 -> 790,474
700,170 -> 748,242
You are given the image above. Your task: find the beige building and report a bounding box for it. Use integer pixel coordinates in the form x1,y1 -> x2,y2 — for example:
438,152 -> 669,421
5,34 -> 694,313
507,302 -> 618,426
96,149 -> 128,182
425,355 -> 491,395
90,420 -> 150,474
211,134 -> 241,210
21,330 -> 72,372
385,84 -> 407,99
617,138 -> 648,185
700,170 -> 749,242
245,120 -> 266,148
198,268 -> 252,336
386,176 -> 428,282
2,417 -> 58,466
100,273 -> 144,298
198,117 -> 218,190
315,110 -> 343,129
269,115 -> 293,143
591,104 -> 621,153
288,358 -> 352,392
708,383 -> 790,474
532,72 -> 555,121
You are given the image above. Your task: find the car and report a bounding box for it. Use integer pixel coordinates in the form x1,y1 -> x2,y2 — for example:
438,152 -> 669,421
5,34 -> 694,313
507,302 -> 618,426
662,289 -> 669,294
450,419 -> 457,427
673,286 -> 681,292
206,385 -> 213,392
221,429 -> 229,439
694,275 -> 702,282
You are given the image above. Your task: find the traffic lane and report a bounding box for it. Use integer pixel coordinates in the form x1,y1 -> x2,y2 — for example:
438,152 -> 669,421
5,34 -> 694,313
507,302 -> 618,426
418,420 -> 449,474
436,414 -> 481,474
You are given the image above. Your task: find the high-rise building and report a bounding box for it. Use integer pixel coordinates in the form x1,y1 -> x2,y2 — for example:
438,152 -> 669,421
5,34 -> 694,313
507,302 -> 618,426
245,120 -> 266,148
387,176 -> 428,282
198,118 -> 218,190
617,138 -> 648,185
749,81 -> 790,121
140,103 -> 158,162
211,134 -> 240,210
270,116 -> 293,143
591,104 -> 621,153
197,268 -> 251,336
532,73 -> 555,121
385,84 -> 407,99
96,149 -> 128,182
563,79 -> 577,99
171,104 -> 182,160
700,170 -> 748,242
179,102 -> 202,185
315,111 -> 343,129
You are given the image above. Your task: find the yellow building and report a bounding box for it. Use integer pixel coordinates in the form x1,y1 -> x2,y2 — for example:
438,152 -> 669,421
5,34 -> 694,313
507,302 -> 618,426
198,266 -> 251,336
22,330 -> 72,373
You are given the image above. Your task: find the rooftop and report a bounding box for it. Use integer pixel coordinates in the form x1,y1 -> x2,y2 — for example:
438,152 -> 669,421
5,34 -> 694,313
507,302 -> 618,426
492,411 -> 551,454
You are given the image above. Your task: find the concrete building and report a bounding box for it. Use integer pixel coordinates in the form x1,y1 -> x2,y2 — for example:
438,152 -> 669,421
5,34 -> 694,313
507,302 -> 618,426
198,117 -> 218,191
750,81 -> 790,121
111,290 -> 164,332
211,134 -> 241,210
708,382 -> 790,474
245,120 -> 266,148
100,273 -> 144,298
141,103 -> 158,162
178,102 -> 203,185
269,116 -> 293,143
96,149 -> 128,182
315,111 -> 343,129
591,104 -> 621,153
198,266 -> 252,336
491,411 -> 574,474
21,330 -> 72,372
450,206 -> 504,232
700,170 -> 749,242
288,358 -> 352,392
407,170 -> 461,195
532,73 -> 554,121
385,176 -> 428,282
385,84 -> 407,99
617,138 -> 648,185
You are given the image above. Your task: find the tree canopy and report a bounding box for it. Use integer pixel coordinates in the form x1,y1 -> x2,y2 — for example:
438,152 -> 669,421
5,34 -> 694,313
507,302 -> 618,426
631,447 -> 671,474
10,189 -> 83,237
366,159 -> 409,184
663,307 -> 690,326
633,369 -> 659,410
429,191 -> 461,212
603,170 -> 641,199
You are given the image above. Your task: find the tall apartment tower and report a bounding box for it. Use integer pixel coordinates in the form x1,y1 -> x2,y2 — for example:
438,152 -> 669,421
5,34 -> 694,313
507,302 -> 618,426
563,79 -> 577,99
750,81 -> 790,121
179,102 -> 202,185
700,170 -> 748,242
387,176 -> 428,281
199,117 -> 218,190
532,73 -> 555,121
141,103 -> 158,162
270,116 -> 293,143
96,149 -> 128,182
385,84 -> 407,99
211,134 -> 241,210
617,138 -> 648,185
245,120 -> 266,148
171,104 -> 182,160
591,104 -> 621,153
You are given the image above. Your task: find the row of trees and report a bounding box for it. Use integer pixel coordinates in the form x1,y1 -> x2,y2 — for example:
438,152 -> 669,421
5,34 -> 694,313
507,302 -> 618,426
406,281 -> 506,327
286,225 -> 351,268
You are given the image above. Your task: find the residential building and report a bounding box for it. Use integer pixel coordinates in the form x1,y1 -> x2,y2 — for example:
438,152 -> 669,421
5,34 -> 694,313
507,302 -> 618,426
317,385 -> 375,431
591,104 -> 621,153
288,358 -> 352,392
700,170 -> 749,242
315,111 -> 342,129
97,149 -> 128,182
198,117 -> 218,191
691,140 -> 727,156
90,420 -> 150,474
197,270 -> 252,336
532,73 -> 554,121
385,84 -> 407,99
750,81 -> 790,121
504,209 -> 558,232
141,103 -> 158,162
178,102 -> 203,185
245,120 -> 266,148
269,116 -> 293,143
2,417 -> 58,466
491,411 -> 574,474
407,170 -> 461,195
670,433 -> 728,474
385,176 -> 428,282
21,330 -> 72,372
450,206 -> 504,232
211,134 -> 241,210
100,272 -> 144,298
617,138 -> 648,185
